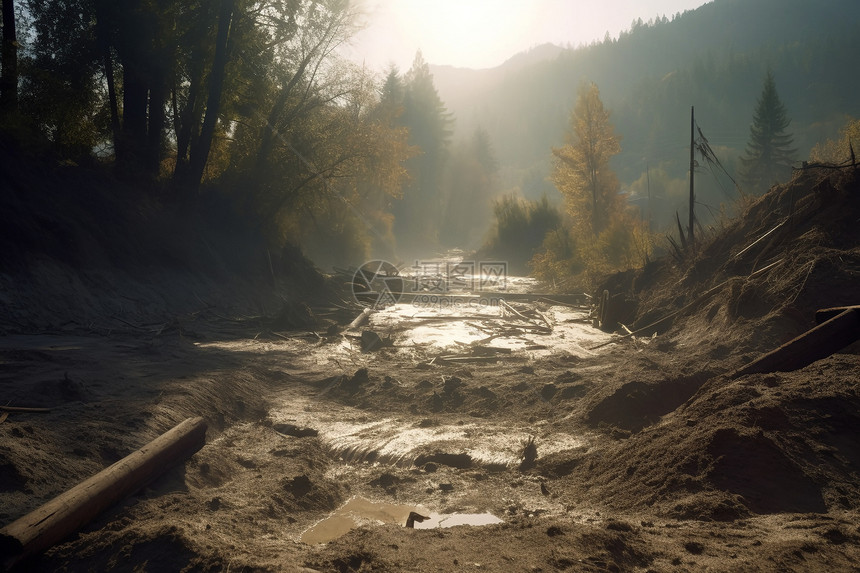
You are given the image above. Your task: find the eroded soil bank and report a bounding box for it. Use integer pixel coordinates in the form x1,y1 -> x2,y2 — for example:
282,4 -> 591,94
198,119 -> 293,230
2,162 -> 860,571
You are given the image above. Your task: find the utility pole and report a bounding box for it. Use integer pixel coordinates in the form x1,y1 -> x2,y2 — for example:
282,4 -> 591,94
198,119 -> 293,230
646,161 -> 652,232
689,106 -> 695,247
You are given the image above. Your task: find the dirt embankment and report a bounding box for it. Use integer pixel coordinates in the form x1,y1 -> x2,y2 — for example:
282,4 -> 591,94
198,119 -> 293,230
2,145 -> 860,572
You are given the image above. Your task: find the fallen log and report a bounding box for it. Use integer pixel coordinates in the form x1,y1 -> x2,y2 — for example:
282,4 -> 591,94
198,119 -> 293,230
0,406 -> 52,413
731,307 -> 860,378
0,417 -> 207,569
348,307 -> 374,329
815,305 -> 860,325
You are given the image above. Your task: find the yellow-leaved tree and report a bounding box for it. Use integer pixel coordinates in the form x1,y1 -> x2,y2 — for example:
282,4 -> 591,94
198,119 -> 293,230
552,82 -> 622,236
535,82 -> 652,286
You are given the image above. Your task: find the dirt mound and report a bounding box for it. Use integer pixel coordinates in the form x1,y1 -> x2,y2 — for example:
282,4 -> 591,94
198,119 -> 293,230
586,372 -> 711,432
571,168 -> 860,519
573,353 -> 860,520
599,167 -> 860,355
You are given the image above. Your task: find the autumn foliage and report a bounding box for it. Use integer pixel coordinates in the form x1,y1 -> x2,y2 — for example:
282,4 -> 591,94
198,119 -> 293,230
531,82 -> 653,287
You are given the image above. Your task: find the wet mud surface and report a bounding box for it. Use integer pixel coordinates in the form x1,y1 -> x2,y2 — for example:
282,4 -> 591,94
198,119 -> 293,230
2,296 -> 859,571
3,168 -> 860,571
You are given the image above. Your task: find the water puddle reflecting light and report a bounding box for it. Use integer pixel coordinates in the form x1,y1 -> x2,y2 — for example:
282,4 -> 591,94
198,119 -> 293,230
299,496 -> 502,544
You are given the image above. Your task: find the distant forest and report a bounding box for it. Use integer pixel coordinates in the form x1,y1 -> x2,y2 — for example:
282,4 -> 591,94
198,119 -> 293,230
2,0 -> 858,270
432,0 -> 860,232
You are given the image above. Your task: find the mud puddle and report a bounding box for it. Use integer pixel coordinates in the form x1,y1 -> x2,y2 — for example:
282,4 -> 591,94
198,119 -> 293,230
299,496 -> 503,544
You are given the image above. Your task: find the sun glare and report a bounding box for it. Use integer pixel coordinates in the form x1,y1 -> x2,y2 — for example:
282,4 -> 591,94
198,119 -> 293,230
350,0 -> 713,72
355,0 -> 536,70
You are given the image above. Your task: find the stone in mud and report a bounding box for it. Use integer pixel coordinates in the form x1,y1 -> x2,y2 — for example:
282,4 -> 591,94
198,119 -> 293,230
414,452 -> 473,469
273,423 -> 319,438
360,330 -> 383,352
369,473 -> 398,487
475,386 -> 497,399
541,383 -> 557,400
442,375 -> 463,393
360,330 -> 393,352
282,474 -> 313,497
559,384 -> 587,399
347,368 -> 370,387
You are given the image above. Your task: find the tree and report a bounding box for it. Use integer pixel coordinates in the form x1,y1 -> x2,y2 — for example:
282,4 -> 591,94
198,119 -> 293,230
440,126 -> 499,248
551,82 -> 621,236
739,71 -> 796,193
23,0 -> 104,157
393,51 -> 453,254
186,0 -> 234,191
253,0 -> 358,176
542,82 -> 651,284
1,0 -> 17,115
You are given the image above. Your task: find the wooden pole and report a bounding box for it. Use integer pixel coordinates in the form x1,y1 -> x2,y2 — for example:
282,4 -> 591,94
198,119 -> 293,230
731,308 -> 860,378
0,417 -> 207,569
689,106 -> 695,247
646,161 -> 652,232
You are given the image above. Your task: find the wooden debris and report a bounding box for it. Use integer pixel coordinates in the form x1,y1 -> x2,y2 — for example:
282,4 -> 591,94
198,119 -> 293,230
348,307 -> 374,329
406,511 -> 429,528
0,406 -> 52,413
0,417 -> 207,569
731,306 -> 860,378
815,305 -> 860,324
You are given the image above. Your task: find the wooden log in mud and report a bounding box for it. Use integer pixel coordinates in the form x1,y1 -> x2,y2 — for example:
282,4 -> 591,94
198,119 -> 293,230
815,305 -> 860,325
731,307 -> 860,378
348,307 -> 374,329
0,406 -> 52,413
0,417 -> 207,569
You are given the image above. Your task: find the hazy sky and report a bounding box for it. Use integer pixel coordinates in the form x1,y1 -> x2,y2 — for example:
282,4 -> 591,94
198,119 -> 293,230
346,0 -> 712,72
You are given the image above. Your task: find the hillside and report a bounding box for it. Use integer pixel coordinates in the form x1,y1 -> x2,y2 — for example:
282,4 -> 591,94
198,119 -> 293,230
430,0 -> 860,226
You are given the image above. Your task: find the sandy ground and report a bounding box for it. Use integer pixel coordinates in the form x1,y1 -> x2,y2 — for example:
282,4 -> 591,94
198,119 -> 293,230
1,293 -> 858,571
2,164 -> 860,571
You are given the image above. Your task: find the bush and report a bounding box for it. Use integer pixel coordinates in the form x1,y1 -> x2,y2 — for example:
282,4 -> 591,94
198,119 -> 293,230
530,208 -> 654,290
481,194 -> 561,273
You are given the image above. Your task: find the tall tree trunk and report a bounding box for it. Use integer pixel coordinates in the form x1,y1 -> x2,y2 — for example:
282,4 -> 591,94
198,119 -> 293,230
120,63 -> 149,167
146,65 -> 167,174
173,48 -> 205,183
95,6 -> 121,154
1,0 -> 18,115
187,0 -> 233,192
103,47 -> 120,149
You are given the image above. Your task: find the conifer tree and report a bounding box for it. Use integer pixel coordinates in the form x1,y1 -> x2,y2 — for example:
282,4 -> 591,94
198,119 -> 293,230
393,51 -> 453,252
739,71 -> 797,192
1,0 -> 18,115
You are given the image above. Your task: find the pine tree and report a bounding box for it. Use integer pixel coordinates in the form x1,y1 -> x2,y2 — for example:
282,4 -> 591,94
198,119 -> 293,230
739,71 -> 797,193
1,0 -> 18,116
393,51 -> 453,252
